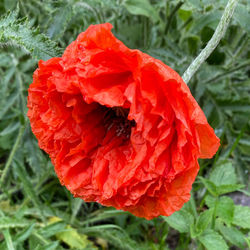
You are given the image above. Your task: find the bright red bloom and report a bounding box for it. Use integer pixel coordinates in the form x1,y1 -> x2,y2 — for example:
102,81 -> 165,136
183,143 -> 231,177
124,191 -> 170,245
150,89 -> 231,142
27,23 -> 220,219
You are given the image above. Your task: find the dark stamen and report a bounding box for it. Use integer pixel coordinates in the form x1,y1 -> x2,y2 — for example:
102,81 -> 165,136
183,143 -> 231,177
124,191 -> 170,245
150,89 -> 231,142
103,106 -> 135,139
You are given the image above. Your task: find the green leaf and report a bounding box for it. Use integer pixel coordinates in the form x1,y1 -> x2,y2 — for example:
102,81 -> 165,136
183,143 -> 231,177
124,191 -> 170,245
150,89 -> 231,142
209,161 -> 237,186
84,228 -> 144,250
199,230 -> 228,250
38,221 -> 67,238
201,161 -> 244,195
186,0 -> 202,9
23,130 -> 48,175
205,195 -> 216,208
191,11 -> 221,33
48,217 -> 97,249
47,4 -> 73,40
195,209 -> 213,234
33,242 -> 60,250
15,223 -> 36,244
13,160 -> 45,221
70,198 -> 84,223
0,10 -> 62,60
205,196 -> 234,224
218,222 -> 246,249
216,196 -> 234,225
82,209 -> 128,226
56,228 -> 95,249
0,121 -> 19,136
2,229 -> 14,250
163,209 -> 194,233
216,184 -> 244,195
187,35 -> 200,55
0,216 -> 31,229
124,0 -> 160,23
178,9 -> 192,22
0,91 -> 19,120
198,177 -> 217,196
4,0 -> 17,11
234,4 -> 250,33
233,205 -> 250,229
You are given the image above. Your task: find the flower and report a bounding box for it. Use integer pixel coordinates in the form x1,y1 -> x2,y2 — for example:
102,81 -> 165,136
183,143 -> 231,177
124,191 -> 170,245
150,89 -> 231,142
27,23 -> 220,219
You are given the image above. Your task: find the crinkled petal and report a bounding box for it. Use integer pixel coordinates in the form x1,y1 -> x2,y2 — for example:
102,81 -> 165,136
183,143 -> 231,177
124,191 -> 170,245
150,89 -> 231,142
27,23 -> 220,219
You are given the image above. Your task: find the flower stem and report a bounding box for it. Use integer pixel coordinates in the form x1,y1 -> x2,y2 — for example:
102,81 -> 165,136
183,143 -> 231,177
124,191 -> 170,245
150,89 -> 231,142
182,0 -> 239,84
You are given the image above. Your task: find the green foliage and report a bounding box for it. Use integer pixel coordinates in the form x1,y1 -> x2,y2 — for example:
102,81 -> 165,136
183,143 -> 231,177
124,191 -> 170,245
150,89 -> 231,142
163,209 -> 193,233
0,0 -> 249,249
47,4 -> 74,40
218,222 -> 246,249
0,9 -> 61,60
123,0 -> 160,23
199,230 -> 228,250
233,205 -> 250,229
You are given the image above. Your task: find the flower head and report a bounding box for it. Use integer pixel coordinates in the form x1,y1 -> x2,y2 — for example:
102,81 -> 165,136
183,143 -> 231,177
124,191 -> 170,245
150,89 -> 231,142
27,23 -> 220,219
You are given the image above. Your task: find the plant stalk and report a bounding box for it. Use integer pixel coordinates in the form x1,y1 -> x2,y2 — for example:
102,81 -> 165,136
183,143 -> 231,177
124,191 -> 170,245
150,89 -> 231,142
182,0 -> 239,84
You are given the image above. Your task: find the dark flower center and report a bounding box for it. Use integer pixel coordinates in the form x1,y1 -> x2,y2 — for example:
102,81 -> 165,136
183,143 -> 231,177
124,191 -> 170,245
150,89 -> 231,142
103,106 -> 135,139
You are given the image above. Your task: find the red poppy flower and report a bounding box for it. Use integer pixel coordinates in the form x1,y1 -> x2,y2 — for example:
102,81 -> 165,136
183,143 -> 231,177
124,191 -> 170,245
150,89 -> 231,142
27,23 -> 220,219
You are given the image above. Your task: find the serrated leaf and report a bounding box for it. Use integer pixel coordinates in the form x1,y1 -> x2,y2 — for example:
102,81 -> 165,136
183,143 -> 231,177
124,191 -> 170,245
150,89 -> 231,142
201,162 -> 244,195
218,222 -> 246,249
0,10 -> 62,60
0,8 -> 17,27
198,177 -> 217,196
233,205 -> 250,229
216,184 -> 244,195
199,230 -> 228,250
209,161 -> 237,186
124,0 -> 160,23
204,196 -> 234,224
195,209 -> 213,234
163,209 -> 194,233
205,195 -> 216,208
216,196 -> 234,225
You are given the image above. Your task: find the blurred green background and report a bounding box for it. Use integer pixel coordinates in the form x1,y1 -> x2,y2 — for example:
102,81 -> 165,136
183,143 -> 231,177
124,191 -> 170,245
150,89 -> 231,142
0,0 -> 249,249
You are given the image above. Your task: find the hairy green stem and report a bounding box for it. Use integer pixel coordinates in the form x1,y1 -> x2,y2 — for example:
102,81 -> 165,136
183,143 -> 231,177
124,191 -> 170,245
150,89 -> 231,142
0,125 -> 25,186
182,0 -> 239,84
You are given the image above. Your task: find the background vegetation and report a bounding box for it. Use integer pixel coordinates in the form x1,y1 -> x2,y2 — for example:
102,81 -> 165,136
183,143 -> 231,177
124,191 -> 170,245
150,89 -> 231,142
0,0 -> 249,249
